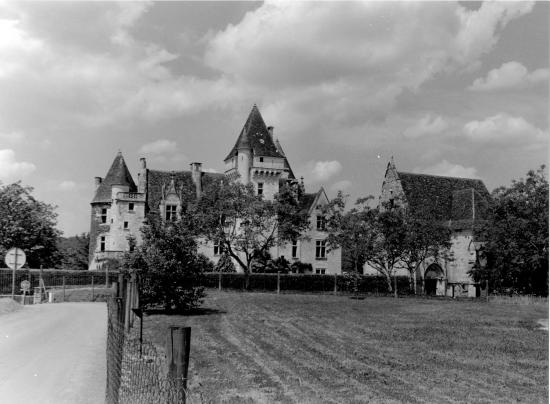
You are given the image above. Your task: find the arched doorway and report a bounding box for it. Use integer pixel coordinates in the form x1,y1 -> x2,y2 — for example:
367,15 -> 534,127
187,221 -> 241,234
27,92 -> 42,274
424,264 -> 444,295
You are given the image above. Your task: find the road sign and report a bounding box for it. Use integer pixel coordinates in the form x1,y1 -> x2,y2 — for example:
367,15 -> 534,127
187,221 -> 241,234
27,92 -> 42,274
20,280 -> 30,292
5,248 -> 26,270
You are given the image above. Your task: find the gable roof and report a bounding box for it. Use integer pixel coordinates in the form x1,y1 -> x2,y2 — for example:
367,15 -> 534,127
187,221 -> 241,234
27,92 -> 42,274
224,105 -> 284,161
146,169 -> 224,213
300,187 -> 328,215
92,152 -> 137,204
396,171 -> 491,222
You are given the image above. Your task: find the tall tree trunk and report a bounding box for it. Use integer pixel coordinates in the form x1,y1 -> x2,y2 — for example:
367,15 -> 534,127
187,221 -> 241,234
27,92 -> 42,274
394,273 -> 398,298
385,273 -> 393,293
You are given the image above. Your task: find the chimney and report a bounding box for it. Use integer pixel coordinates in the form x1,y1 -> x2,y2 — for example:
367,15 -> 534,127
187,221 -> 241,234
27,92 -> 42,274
138,157 -> 147,193
267,126 -> 274,140
190,162 -> 202,197
94,177 -> 102,190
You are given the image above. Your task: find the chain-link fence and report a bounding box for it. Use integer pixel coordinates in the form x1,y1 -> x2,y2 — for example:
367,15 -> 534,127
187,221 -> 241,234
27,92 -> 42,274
105,278 -> 190,404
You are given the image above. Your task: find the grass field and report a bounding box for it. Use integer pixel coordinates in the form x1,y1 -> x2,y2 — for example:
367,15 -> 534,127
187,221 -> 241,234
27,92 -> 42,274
140,291 -> 548,404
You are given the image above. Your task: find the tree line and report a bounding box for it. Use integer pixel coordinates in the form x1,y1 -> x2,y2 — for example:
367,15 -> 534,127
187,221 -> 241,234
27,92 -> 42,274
0,166 -> 547,310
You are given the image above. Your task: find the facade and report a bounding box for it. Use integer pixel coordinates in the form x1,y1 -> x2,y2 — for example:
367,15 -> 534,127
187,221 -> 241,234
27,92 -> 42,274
89,105 -> 341,273
370,158 -> 491,297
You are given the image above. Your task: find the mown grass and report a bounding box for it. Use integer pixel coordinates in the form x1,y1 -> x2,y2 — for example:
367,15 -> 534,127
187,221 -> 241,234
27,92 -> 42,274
139,291 -> 548,404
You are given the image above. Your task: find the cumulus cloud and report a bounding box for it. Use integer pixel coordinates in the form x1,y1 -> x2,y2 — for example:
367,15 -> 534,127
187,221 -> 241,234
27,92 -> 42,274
463,113 -> 547,145
204,1 -> 534,133
309,160 -> 342,182
0,149 -> 36,182
330,180 -> 352,192
469,61 -> 549,91
0,131 -> 25,143
417,160 -> 478,179
403,115 -> 449,138
138,139 -> 178,154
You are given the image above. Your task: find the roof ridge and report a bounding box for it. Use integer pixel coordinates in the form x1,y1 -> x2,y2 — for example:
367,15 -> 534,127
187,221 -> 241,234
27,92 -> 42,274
397,171 -> 483,182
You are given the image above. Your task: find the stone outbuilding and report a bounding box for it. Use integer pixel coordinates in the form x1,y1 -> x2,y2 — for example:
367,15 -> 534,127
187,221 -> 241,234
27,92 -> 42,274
378,158 -> 491,297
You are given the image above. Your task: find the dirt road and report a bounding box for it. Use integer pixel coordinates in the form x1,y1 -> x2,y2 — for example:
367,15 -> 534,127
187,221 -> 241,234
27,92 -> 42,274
0,302 -> 106,404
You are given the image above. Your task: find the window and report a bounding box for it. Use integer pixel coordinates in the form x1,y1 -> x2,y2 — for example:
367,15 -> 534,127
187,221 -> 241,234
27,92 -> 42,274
165,204 -> 177,222
315,240 -> 326,259
316,215 -> 326,230
315,268 -> 326,275
128,202 -> 134,211
257,182 -> 263,196
129,244 -> 135,252
101,208 -> 107,224
213,240 -> 223,256
259,157 -> 264,163
123,221 -> 128,229
291,240 -> 298,259
100,236 -> 106,252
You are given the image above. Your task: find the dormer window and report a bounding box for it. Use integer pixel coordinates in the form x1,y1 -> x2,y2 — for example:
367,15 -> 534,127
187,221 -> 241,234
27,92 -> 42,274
316,215 -> 326,230
165,204 -> 177,222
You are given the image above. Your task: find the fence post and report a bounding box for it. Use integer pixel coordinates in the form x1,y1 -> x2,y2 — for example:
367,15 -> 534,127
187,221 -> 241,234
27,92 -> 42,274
277,271 -> 280,295
105,263 -> 108,289
218,271 -> 222,292
166,326 -> 191,404
334,273 -> 337,295
91,275 -> 95,301
62,276 -> 66,302
124,277 -> 131,333
486,279 -> 489,302
393,275 -> 397,299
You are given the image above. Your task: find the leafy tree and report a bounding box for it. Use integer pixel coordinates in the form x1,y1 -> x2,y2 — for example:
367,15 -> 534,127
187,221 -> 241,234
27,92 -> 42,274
214,253 -> 236,273
0,182 -> 60,268
470,166 -> 548,295
398,207 -> 452,294
323,193 -> 375,276
58,233 -> 90,270
195,181 -> 309,288
123,214 -> 205,312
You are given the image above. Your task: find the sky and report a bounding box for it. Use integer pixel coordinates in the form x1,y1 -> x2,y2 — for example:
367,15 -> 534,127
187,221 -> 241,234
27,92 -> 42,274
0,1 -> 547,236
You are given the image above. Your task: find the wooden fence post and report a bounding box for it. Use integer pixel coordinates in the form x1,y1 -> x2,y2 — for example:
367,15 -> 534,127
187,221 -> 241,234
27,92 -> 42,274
91,275 -> 95,300
486,279 -> 489,303
277,271 -> 280,295
218,271 -> 222,292
62,276 -> 66,302
166,326 -> 191,404
104,263 -> 108,289
334,273 -> 337,295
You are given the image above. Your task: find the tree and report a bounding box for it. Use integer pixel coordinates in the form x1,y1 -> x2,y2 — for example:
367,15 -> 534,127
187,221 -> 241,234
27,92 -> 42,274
323,193 -> 375,276
398,207 -> 452,294
0,182 -> 60,268
470,166 -> 548,295
195,181 -> 309,288
58,233 -> 90,270
123,214 -> 205,312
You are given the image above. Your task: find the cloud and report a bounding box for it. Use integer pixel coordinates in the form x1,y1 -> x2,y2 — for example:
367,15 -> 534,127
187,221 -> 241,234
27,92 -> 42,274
463,113 -> 547,146
0,149 -> 36,182
203,1 -> 534,134
469,61 -> 549,91
330,180 -> 352,192
138,139 -> 178,155
309,160 -> 342,182
203,167 -> 219,174
58,180 -> 77,191
403,115 -> 449,138
416,160 -> 478,179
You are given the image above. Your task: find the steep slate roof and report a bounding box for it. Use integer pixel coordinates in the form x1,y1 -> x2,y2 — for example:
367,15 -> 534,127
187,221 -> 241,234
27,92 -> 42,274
397,172 -> 491,223
92,152 -> 137,204
275,138 -> 296,179
299,192 -> 318,213
146,169 -> 224,213
224,105 -> 284,161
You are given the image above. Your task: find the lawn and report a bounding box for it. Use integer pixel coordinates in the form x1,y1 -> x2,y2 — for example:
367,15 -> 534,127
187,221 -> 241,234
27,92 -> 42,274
140,291 -> 548,404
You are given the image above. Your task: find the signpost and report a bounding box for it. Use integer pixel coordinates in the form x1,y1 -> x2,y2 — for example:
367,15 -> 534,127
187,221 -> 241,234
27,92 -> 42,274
20,280 -> 30,305
5,247 -> 26,299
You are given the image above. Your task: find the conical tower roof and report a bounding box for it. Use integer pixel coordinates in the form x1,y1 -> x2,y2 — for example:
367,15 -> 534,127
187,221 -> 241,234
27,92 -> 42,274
92,151 -> 137,203
224,105 -> 283,161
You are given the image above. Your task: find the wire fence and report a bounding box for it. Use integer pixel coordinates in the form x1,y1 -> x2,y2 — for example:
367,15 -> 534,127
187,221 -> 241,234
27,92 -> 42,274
106,276 -> 190,404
